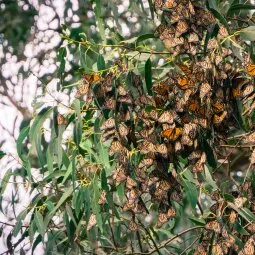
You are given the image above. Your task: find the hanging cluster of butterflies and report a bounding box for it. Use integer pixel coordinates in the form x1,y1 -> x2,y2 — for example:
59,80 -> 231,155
194,181 -> 255,255
155,0 -> 217,56
74,0 -> 255,232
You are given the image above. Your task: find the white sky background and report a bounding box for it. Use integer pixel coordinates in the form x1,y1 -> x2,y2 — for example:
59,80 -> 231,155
0,0 -> 254,253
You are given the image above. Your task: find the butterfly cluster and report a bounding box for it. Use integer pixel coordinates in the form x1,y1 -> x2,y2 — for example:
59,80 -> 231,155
75,0 -> 255,234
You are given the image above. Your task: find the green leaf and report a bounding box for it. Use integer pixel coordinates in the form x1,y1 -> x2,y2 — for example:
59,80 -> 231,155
228,202 -> 255,222
183,178 -> 198,209
204,166 -> 218,189
94,0 -> 106,42
234,221 -> 250,235
240,26 -> 255,41
97,143 -> 111,176
32,235 -> 42,254
17,125 -> 31,179
66,204 -> 77,228
136,33 -> 156,45
13,220 -> 23,237
227,4 -> 255,15
97,54 -> 106,71
145,58 -> 153,96
0,151 -> 5,159
45,187 -> 73,224
57,47 -> 67,75
34,211 -> 46,236
45,200 -> 55,212
209,8 -> 230,34
91,175 -> 103,232
0,169 -> 12,200
201,139 -> 217,168
29,107 -> 53,169
189,217 -> 206,226
147,0 -> 154,20
73,99 -> 82,147
117,182 -> 125,203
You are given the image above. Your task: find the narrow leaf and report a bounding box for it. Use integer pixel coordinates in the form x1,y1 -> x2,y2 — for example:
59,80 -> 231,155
145,58 -> 153,96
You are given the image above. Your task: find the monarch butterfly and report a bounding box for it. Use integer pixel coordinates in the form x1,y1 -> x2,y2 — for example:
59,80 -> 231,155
76,82 -> 90,97
153,81 -> 169,96
128,220 -> 138,232
139,128 -> 154,139
188,1 -> 195,15
234,197 -> 246,209
175,20 -> 189,37
154,0 -> 164,9
103,97 -> 116,110
133,201 -> 147,215
109,140 -> 122,156
113,167 -> 127,185
158,180 -> 171,191
155,23 -> 167,36
207,39 -> 218,50
123,200 -> 135,211
147,110 -> 158,121
195,245 -> 207,255
164,0 -> 176,9
128,188 -> 141,200
118,124 -> 128,137
246,64 -> 255,77
170,190 -> 182,203
118,95 -> 133,105
200,82 -> 211,100
192,160 -> 205,173
100,118 -> 115,131
167,207 -> 176,218
57,114 -> 67,125
205,220 -> 221,233
156,144 -> 168,157
213,111 -> 227,125
126,177 -> 137,190
118,86 -> 128,96
138,158 -> 154,168
177,64 -> 192,75
181,135 -> 193,146
158,111 -> 174,124
83,73 -> 101,83
242,83 -> 254,98
87,214 -> 97,231
177,77 -> 195,90
161,127 -> 182,141
98,191 -> 107,205
215,55 -> 223,65
212,245 -> 224,255
102,128 -> 115,143
156,213 -> 168,228
187,99 -> 199,113
140,141 -> 156,154
212,101 -> 225,113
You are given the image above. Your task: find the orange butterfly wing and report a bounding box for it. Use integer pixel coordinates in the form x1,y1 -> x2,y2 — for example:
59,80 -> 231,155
177,77 -> 194,90
246,64 -> 255,77
161,128 -> 182,141
84,74 -> 101,83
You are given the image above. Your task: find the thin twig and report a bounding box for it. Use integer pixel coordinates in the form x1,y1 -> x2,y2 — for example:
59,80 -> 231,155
137,231 -> 144,253
136,218 -> 161,255
180,236 -> 200,255
243,163 -> 252,184
108,218 -> 118,251
220,144 -> 255,148
132,226 -> 204,255
0,220 -> 28,228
